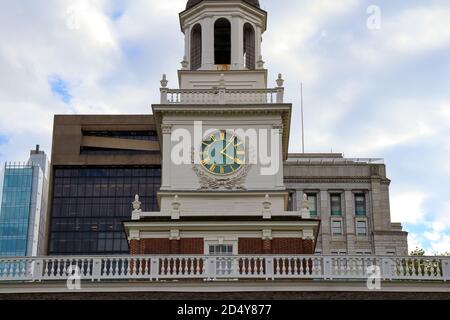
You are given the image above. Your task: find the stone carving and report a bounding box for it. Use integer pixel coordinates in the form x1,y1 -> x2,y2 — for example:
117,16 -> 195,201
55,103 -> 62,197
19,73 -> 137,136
193,164 -> 250,190
181,56 -> 189,69
161,124 -> 172,134
262,194 -> 272,219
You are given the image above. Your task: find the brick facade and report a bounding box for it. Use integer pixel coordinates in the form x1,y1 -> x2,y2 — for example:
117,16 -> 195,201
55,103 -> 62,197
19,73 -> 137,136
132,238 -> 204,255
131,238 -> 314,255
238,238 -> 314,255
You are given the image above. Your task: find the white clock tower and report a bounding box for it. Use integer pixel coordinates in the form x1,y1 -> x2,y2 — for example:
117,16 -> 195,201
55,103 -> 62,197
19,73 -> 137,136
124,0 -> 320,258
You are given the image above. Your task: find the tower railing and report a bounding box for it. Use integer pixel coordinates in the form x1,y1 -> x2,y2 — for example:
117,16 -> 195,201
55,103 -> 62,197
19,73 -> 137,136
158,74 -> 286,105
160,88 -> 283,105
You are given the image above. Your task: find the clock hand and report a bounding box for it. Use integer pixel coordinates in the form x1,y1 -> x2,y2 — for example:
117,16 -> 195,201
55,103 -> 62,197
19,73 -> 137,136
220,135 -> 236,154
221,152 -> 236,162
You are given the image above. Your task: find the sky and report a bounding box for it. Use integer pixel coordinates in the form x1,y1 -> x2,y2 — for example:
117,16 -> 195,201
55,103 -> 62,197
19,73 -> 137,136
0,0 -> 449,254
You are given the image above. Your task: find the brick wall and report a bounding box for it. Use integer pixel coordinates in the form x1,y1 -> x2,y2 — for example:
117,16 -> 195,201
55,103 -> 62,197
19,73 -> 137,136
130,238 -> 204,255
238,238 -> 264,254
272,238 -> 304,254
179,238 -> 204,254
238,238 -> 315,255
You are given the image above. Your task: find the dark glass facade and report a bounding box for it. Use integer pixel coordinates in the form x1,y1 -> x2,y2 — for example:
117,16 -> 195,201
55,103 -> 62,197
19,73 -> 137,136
48,166 -> 161,255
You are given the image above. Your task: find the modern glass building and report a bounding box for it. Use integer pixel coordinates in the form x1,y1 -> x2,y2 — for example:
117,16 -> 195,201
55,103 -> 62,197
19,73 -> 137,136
0,147 -> 49,257
48,166 -> 161,255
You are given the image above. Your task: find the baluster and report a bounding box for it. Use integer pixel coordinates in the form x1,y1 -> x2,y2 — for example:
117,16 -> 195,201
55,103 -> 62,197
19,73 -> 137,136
298,258 -> 304,275
50,260 -> 56,278
102,259 -> 108,277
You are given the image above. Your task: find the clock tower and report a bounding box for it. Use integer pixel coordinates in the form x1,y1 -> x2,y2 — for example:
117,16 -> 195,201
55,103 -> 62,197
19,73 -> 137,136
124,0 -> 320,258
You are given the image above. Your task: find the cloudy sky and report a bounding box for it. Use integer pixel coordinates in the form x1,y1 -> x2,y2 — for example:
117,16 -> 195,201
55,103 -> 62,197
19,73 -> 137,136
0,0 -> 449,254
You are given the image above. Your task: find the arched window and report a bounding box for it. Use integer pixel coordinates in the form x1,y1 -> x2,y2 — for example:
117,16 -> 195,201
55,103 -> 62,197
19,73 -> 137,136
243,23 -> 255,70
190,24 -> 202,70
214,18 -> 231,65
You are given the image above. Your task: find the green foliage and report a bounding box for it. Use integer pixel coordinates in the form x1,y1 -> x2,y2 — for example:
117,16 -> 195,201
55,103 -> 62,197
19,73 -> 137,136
410,247 -> 425,256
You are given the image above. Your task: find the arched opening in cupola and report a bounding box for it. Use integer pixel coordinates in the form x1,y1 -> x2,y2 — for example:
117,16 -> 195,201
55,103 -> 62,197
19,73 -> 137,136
214,18 -> 231,65
243,23 -> 256,70
190,24 -> 202,70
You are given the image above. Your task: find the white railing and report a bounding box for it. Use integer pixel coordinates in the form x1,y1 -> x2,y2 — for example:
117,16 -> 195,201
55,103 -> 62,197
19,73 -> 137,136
160,88 -> 284,105
0,255 -> 449,283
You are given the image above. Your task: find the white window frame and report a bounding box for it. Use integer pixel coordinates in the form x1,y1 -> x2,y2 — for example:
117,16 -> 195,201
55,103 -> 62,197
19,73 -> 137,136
204,239 -> 238,256
355,218 -> 369,238
331,218 -> 344,239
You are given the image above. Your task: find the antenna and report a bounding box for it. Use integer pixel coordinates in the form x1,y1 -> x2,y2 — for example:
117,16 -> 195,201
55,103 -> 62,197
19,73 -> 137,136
301,83 -> 305,153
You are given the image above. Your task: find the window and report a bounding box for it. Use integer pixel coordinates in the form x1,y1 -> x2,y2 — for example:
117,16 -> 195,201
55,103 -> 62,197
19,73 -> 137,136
214,18 -> 231,65
190,24 -> 202,70
355,193 -> 367,216
331,220 -> 343,236
330,194 -> 342,216
356,220 -> 367,236
307,194 -> 318,216
209,244 -> 233,256
243,23 -> 255,70
331,250 -> 347,255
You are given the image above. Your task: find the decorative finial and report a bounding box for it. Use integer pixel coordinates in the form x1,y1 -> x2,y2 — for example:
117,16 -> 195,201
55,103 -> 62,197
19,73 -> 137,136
257,56 -> 265,69
181,56 -> 188,69
132,195 -> 142,212
276,73 -> 284,87
302,193 -> 309,210
160,74 -> 168,88
301,193 -> 311,219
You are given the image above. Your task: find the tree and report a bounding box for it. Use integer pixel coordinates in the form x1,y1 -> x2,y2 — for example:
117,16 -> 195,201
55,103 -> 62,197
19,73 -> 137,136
410,247 -> 425,256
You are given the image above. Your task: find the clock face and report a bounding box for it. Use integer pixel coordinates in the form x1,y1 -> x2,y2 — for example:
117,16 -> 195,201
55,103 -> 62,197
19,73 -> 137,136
201,130 -> 245,175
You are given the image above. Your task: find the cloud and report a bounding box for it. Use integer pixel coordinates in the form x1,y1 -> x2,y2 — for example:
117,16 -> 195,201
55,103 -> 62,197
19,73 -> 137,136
391,192 -> 427,224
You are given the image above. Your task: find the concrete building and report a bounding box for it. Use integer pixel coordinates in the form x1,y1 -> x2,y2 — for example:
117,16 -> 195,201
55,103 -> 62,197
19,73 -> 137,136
0,146 -> 49,256
46,115 -> 161,255
285,153 -> 408,256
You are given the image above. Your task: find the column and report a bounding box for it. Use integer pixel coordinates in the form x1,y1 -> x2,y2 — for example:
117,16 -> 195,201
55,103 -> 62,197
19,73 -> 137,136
201,17 -> 214,70
344,190 -> 355,254
320,190 -> 331,254
231,16 -> 244,70
273,124 -> 284,188
184,26 -> 191,69
255,25 -> 262,69
161,124 -> 172,190
295,190 -> 304,212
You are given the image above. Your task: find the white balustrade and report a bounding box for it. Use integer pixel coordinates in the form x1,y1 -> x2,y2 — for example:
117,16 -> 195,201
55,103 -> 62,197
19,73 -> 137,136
161,88 -> 283,105
0,255 -> 449,283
